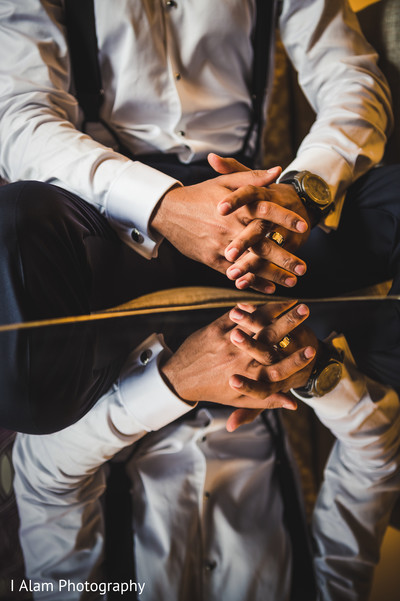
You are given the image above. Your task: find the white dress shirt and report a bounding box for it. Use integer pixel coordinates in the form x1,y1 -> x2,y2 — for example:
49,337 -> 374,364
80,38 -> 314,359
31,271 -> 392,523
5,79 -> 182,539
12,334 -> 400,601
0,0 -> 392,257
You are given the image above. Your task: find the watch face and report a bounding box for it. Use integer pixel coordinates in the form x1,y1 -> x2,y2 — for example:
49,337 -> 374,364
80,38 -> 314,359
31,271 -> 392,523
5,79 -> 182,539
303,173 -> 331,207
315,362 -> 342,396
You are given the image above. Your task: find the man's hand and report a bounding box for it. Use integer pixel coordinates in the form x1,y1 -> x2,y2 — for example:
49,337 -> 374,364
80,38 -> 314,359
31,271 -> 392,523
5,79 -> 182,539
208,154 -> 313,292
150,167 -> 308,294
160,299 -> 316,415
226,300 -> 319,431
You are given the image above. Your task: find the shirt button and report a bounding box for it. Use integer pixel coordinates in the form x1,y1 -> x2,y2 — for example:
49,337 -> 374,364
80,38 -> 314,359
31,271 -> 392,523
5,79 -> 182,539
200,435 -> 207,443
204,560 -> 217,572
166,0 -> 178,7
177,130 -> 185,137
204,491 -> 210,499
131,228 -> 144,244
175,72 -> 181,81
140,349 -> 153,366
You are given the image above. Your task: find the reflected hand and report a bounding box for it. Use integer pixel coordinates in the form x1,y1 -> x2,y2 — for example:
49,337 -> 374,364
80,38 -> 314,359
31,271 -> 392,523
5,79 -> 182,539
160,300 -> 316,417
226,299 -> 319,431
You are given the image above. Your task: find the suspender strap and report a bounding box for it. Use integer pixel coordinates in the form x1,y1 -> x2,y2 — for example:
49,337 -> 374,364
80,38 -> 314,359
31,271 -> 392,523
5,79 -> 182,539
64,0 -> 104,123
241,0 -> 277,162
262,410 -> 317,601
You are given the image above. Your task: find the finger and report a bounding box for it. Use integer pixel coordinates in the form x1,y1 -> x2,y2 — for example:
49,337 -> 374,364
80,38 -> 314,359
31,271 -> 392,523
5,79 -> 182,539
218,188 -> 308,234
226,408 -> 262,432
229,315 -> 312,366
228,257 -> 298,290
233,272 -> 277,294
262,346 -> 316,382
229,375 -> 298,409
229,300 -> 296,333
207,153 -> 251,175
229,300 -> 310,347
230,328 -> 277,364
217,167 -> 283,198
230,302 -> 306,337
225,224 -> 307,276
234,272 -> 277,294
258,304 -> 310,345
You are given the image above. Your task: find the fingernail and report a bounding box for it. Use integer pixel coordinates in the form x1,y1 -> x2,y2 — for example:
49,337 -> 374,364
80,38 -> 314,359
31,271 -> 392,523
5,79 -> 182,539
237,303 -> 256,311
227,267 -> 242,279
230,376 -> 243,389
296,304 -> 308,316
304,346 -> 316,359
236,279 -> 249,289
230,308 -> 244,320
283,401 -> 297,410
285,277 -> 296,287
264,284 -> 275,294
296,220 -> 308,233
226,247 -> 240,262
267,166 -> 281,175
231,329 -> 245,343
218,202 -> 231,215
294,264 -> 306,276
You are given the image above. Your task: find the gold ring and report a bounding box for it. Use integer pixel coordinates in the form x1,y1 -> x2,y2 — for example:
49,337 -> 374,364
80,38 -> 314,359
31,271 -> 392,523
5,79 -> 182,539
267,231 -> 285,246
277,335 -> 291,350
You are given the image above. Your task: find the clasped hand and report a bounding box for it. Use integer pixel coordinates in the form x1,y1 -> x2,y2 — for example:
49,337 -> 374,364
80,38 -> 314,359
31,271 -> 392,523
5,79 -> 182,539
151,154 -> 311,294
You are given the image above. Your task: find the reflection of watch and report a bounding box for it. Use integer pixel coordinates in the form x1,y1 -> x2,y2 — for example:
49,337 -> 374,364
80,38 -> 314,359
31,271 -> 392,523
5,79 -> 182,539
292,342 -> 343,399
282,171 -> 333,222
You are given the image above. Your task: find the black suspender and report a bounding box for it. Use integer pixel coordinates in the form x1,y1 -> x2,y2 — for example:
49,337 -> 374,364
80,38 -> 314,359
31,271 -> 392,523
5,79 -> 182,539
262,411 -> 317,601
64,0 -> 103,124
241,0 -> 277,161
64,0 -> 277,164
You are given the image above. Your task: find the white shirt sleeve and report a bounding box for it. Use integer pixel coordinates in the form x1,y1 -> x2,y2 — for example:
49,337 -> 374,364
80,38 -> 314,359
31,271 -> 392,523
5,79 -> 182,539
0,0 -> 179,258
279,0 -> 393,229
12,333 -> 193,597
298,336 -> 400,601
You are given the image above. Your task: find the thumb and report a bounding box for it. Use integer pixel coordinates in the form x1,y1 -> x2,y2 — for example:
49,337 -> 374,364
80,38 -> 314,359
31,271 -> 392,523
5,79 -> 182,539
226,408 -> 262,432
208,153 -> 250,174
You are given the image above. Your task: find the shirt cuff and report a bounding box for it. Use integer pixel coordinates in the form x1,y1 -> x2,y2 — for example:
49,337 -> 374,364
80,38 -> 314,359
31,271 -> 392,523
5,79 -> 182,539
104,161 -> 182,258
116,333 -> 193,432
280,147 -> 352,231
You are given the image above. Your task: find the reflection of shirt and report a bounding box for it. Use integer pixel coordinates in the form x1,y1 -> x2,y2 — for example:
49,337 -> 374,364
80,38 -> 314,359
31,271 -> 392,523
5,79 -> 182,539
12,335 -> 400,601
0,1 -> 392,257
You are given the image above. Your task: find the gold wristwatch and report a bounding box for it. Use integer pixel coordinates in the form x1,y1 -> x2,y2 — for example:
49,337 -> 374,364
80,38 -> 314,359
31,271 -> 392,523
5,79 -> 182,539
292,342 -> 343,399
281,171 -> 333,222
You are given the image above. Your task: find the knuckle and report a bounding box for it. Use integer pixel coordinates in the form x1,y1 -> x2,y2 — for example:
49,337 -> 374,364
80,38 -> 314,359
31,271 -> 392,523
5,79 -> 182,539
259,201 -> 272,218
282,256 -> 294,271
244,184 -> 256,196
204,250 -> 217,266
244,272 -> 257,286
266,365 -> 280,382
208,322 -> 222,339
284,311 -> 297,326
260,242 -> 272,259
262,351 -> 274,364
